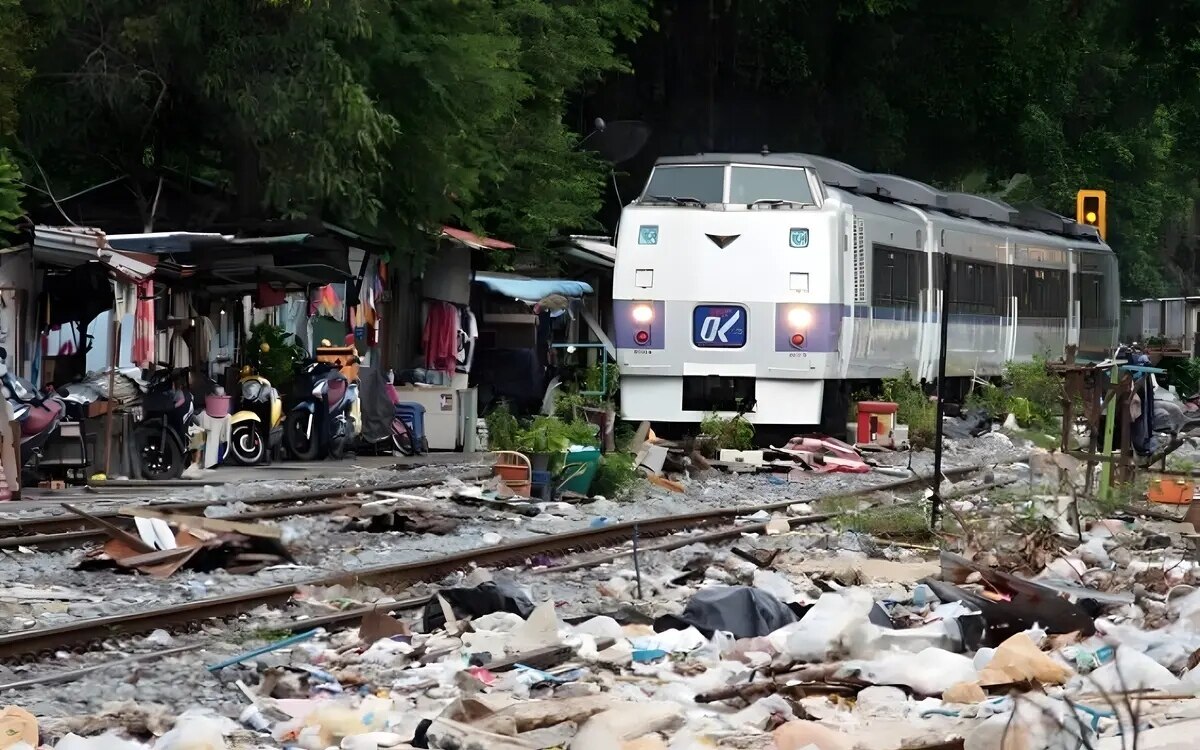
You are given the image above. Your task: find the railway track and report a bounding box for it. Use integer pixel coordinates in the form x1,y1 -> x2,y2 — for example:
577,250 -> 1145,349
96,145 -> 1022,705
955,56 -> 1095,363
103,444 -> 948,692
0,457 -> 1022,660
0,468 -> 491,549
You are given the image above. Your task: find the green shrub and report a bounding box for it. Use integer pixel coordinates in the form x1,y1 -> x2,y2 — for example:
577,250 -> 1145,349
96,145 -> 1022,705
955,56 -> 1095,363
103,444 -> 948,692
880,372 -> 935,448
966,358 -> 1060,430
485,400 -> 521,451
591,452 -> 640,499
700,412 -> 755,450
245,322 -> 307,392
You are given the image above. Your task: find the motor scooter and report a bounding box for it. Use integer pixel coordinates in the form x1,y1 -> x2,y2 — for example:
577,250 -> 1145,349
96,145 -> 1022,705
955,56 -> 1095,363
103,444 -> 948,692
285,357 -> 357,460
229,367 -> 283,465
131,365 -> 195,480
0,347 -> 65,470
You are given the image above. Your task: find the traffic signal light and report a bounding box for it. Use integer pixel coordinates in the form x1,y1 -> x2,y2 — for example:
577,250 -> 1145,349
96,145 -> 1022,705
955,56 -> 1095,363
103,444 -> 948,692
1076,189 -> 1107,240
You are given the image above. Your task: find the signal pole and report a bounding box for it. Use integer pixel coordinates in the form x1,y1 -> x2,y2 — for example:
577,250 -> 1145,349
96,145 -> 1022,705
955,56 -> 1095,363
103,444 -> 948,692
930,251 -> 952,528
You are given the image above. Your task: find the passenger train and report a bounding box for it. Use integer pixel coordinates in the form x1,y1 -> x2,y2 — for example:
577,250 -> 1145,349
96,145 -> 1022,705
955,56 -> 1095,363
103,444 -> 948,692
612,152 -> 1120,433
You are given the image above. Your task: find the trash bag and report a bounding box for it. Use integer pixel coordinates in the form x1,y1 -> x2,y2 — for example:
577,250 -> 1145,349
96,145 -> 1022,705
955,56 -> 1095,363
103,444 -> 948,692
420,580 -> 535,633
653,586 -> 803,640
942,408 -> 993,439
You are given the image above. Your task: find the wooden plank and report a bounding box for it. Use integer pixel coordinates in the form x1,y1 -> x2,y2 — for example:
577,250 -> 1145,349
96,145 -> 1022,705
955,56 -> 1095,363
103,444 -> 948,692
61,503 -> 154,553
113,546 -> 198,569
119,507 -> 282,539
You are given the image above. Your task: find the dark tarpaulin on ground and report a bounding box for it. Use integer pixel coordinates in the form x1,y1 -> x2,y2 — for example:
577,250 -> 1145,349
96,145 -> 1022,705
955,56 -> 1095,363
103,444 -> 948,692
653,586 -> 804,639
420,580 -> 535,633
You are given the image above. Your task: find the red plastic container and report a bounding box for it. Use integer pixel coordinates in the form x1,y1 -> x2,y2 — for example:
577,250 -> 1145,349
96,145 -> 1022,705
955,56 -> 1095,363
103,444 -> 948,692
857,401 -> 898,443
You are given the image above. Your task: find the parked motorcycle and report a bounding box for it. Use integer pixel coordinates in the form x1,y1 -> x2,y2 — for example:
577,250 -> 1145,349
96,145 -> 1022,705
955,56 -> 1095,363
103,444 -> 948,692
285,357 -> 357,460
229,368 -> 283,465
131,365 -> 195,480
0,348 -> 65,470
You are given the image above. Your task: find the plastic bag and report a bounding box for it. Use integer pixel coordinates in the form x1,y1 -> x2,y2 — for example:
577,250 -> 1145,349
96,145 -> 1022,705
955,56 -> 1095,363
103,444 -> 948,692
772,589 -> 874,662
1088,647 -> 1182,693
838,647 -> 978,696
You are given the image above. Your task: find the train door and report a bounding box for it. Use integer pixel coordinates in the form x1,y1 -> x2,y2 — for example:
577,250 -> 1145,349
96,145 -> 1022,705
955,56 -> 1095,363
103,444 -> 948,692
839,211 -> 862,377
1067,250 -> 1081,349
1004,240 -> 1018,361
916,244 -> 937,382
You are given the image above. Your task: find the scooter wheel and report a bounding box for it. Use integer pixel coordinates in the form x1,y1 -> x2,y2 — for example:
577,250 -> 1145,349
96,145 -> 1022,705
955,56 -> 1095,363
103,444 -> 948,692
328,434 -> 347,460
285,411 -> 320,461
230,423 -> 266,465
131,425 -> 185,481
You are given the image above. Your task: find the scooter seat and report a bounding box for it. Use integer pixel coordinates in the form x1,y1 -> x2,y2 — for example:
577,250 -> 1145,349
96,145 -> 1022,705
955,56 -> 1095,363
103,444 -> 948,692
326,379 -> 347,408
22,399 -> 62,436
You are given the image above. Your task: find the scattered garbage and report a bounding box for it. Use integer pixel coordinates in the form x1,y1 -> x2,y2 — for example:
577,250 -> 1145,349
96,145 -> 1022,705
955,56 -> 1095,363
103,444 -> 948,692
17,431 -> 1200,750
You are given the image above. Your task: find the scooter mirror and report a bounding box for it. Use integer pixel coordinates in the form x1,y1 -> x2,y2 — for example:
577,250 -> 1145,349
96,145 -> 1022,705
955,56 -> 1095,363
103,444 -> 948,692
0,347 -> 8,362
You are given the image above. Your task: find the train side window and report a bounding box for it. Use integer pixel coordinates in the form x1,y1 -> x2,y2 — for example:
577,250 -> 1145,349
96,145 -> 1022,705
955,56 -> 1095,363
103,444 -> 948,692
948,258 -> 999,316
1015,265 -> 1069,318
871,244 -> 920,315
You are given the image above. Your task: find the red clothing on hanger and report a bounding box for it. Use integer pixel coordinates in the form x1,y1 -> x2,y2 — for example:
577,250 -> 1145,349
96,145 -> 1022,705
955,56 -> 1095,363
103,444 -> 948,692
423,301 -> 458,374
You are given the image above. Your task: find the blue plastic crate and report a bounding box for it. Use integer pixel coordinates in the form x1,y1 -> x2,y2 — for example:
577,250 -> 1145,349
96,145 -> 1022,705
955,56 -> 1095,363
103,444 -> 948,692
531,469 -> 553,502
394,402 -> 427,454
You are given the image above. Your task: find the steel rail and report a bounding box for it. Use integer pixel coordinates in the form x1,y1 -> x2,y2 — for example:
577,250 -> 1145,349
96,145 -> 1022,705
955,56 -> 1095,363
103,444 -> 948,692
0,456 -> 1024,659
0,468 -> 490,538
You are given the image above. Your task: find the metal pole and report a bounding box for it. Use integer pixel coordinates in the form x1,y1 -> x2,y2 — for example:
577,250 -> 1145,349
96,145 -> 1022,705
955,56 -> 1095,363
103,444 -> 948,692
930,252 -> 952,528
632,522 -> 643,600
103,314 -> 119,477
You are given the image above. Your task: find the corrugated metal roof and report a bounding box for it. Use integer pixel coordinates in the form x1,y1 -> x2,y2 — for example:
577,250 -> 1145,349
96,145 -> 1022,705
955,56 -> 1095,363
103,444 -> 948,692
441,225 -> 515,250
32,225 -> 157,281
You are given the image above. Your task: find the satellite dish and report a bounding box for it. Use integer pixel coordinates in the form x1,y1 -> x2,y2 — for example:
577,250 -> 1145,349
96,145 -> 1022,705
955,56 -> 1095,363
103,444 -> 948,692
589,120 -> 651,164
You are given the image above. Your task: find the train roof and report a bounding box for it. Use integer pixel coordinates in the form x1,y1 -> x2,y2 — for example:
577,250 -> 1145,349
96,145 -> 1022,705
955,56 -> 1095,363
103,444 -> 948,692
653,152 -> 1109,250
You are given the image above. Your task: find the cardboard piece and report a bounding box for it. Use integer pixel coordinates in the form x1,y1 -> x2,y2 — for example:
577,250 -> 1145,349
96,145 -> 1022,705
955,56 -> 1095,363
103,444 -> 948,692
0,706 -> 37,748
359,609 -> 411,645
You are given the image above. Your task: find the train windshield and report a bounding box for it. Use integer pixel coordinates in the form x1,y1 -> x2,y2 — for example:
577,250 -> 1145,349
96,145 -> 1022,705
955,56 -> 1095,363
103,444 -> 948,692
730,166 -> 814,206
641,165 -> 724,205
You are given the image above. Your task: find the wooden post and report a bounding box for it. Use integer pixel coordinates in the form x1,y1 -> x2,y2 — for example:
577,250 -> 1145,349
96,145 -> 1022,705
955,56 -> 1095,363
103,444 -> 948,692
1098,361 -> 1120,502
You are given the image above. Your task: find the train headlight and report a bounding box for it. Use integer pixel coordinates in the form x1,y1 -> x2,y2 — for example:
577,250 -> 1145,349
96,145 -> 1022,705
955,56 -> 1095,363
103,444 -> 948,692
632,304 -> 655,324
634,330 -> 650,346
787,307 -> 812,329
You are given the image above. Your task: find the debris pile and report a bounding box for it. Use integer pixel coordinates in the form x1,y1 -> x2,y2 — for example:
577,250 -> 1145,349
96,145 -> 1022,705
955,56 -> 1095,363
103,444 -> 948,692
67,503 -> 293,577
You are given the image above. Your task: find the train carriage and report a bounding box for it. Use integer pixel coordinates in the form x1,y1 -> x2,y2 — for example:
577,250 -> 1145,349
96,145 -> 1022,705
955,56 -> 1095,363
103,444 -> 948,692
612,152 -> 1119,434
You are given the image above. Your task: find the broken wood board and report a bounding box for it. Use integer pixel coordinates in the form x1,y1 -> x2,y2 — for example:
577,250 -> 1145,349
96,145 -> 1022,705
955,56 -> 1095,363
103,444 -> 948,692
119,507 -> 282,539
61,503 -> 154,553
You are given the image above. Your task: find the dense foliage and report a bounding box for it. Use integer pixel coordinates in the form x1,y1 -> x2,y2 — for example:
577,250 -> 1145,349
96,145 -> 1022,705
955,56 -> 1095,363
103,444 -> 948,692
0,0 -> 1199,286
589,0 -> 1200,295
14,0 -> 650,250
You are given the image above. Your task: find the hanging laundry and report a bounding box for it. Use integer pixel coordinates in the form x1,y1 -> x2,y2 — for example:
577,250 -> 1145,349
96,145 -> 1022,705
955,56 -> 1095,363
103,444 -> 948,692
312,284 -> 345,320
456,308 -> 478,374
423,300 -> 459,374
255,282 -> 286,308
132,279 -> 156,368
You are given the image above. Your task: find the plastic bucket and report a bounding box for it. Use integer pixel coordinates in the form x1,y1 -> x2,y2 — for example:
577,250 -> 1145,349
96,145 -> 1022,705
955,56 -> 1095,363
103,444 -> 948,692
205,395 -> 231,418
560,446 -> 601,495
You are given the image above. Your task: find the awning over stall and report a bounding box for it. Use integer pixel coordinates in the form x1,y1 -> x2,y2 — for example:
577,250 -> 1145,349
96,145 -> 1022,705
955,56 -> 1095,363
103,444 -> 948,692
22,226 -> 161,280
562,236 -> 617,269
472,272 -> 593,303
106,231 -> 351,295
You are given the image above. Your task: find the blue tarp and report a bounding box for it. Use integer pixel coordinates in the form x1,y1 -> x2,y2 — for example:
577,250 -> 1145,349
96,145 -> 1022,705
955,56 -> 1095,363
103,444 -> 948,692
473,272 -> 593,302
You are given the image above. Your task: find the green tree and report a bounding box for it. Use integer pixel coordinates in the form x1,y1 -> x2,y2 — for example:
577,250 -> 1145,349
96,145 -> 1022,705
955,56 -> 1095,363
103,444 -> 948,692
20,0 -> 650,250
